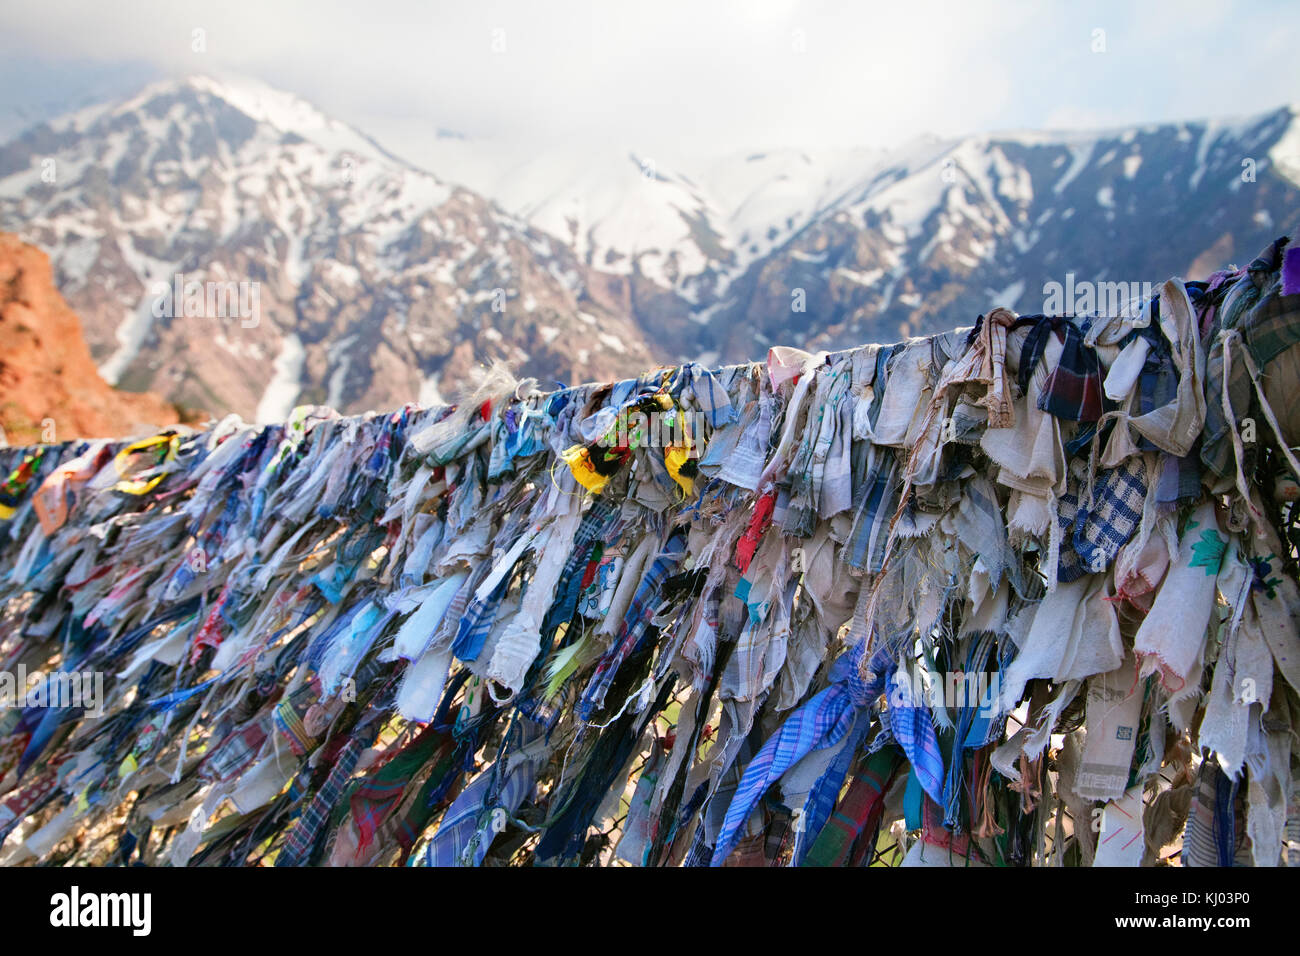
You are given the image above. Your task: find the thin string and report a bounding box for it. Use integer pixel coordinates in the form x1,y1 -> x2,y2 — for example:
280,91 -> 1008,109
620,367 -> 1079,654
1220,331 -> 1268,535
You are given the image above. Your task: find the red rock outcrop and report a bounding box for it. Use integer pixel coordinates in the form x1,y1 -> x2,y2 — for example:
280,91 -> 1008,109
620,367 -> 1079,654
0,232 -> 186,445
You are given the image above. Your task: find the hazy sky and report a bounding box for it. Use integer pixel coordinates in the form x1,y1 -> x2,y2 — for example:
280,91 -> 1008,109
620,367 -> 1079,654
1,0 -> 1297,165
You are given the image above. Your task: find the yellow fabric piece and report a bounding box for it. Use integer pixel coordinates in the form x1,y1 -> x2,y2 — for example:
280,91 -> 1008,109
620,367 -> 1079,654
113,434 -> 179,495
665,446 -> 695,496
561,445 -> 610,495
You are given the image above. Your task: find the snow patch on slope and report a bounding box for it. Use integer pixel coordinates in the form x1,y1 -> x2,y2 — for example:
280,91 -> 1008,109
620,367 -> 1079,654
1270,108 -> 1300,189
257,333 -> 304,423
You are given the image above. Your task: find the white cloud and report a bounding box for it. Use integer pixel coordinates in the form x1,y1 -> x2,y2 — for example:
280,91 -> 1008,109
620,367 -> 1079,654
0,0 -> 1295,163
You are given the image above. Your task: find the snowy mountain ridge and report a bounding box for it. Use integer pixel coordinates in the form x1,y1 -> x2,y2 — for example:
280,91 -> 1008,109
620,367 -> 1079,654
2,74 -> 1298,420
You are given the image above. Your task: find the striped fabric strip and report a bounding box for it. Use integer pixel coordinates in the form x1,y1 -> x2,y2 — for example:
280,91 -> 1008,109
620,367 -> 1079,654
276,733 -> 368,867
843,449 -> 900,573
710,682 -> 856,866
888,678 -> 946,807
801,747 -> 904,867
578,532 -> 686,720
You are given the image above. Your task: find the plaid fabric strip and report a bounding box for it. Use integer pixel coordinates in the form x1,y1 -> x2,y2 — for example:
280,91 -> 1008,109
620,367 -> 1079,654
1181,759 -> 1237,867
1055,494 -> 1086,583
730,574 -> 793,699
1180,764 -> 1218,868
421,767 -> 493,867
1133,324 -> 1177,452
276,733 -> 368,866
516,499 -> 622,719
202,717 -> 270,782
681,822 -> 713,867
1040,321 -> 1105,422
547,497 -> 621,611
782,362 -> 852,537
349,722 -> 446,851
1014,316 -> 1106,422
671,362 -> 737,429
716,802 -> 795,867
1014,315 -> 1059,395
421,743 -> 540,867
869,343 -> 906,424
843,449 -> 900,573
1235,238 -> 1300,367
442,561 -> 492,646
451,575 -> 510,663
1056,454 -> 1147,583
450,517 -> 536,662
578,532 -> 686,720
709,682 -> 856,866
1203,239 -> 1297,479
1156,451 -> 1201,504
473,755 -> 539,859
391,737 -> 461,863
801,747 -> 903,867
918,794 -> 977,858
887,692 -> 945,807
273,682 -> 319,757
793,718 -> 868,865
939,638 -> 1001,828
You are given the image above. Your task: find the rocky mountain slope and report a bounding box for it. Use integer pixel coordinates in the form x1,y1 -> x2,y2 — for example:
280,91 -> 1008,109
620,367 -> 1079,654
696,112 -> 1300,359
428,110 -> 1300,362
0,76 -> 656,423
2,76 -> 1299,422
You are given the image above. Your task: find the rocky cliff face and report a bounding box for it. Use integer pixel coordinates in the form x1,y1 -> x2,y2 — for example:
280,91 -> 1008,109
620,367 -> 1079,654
0,232 -> 181,444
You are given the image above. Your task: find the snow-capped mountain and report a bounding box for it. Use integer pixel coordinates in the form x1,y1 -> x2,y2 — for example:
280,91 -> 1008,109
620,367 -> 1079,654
0,75 -> 657,421
694,111 -> 1300,360
2,74 -> 1299,424
422,109 -> 1300,363
407,136 -> 892,310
